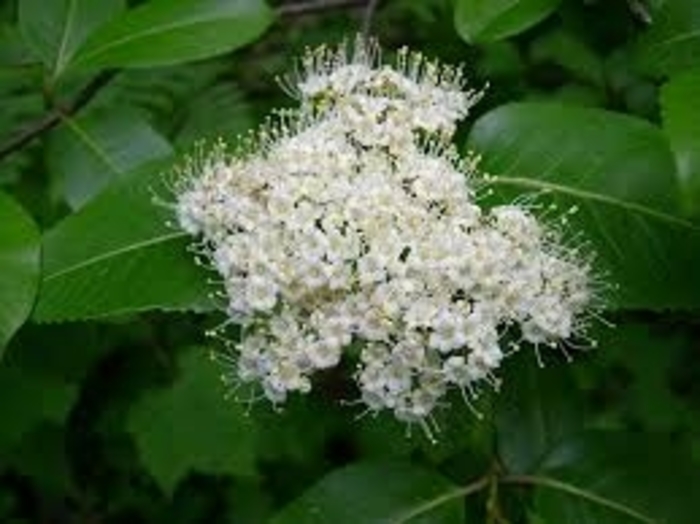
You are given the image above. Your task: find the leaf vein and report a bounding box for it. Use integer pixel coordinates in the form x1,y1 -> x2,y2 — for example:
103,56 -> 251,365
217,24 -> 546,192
488,176 -> 695,229
44,231 -> 187,282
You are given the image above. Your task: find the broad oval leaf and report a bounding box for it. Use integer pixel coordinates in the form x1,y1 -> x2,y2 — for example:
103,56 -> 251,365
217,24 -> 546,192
5,322 -> 105,384
495,353 -> 583,474
454,0 -> 561,44
70,0 -> 273,70
270,461 -> 465,524
127,348 -> 258,493
530,431 -> 700,524
0,192 -> 40,355
467,102 -> 700,310
0,364 -> 76,454
4,422 -> 76,497
33,162 -> 214,322
18,0 -> 124,79
661,69 -> 700,215
631,0 -> 700,77
48,107 -> 173,209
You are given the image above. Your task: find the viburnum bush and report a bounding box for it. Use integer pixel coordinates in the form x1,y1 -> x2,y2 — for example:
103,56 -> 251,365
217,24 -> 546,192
1,1 -> 699,523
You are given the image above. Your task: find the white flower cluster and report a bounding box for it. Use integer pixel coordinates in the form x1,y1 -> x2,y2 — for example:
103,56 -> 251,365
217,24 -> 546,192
174,38 -> 595,426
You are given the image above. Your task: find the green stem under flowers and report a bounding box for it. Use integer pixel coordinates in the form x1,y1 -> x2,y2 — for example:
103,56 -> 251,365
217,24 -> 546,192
390,474 -> 491,523
502,474 -> 657,524
388,467 -> 657,524
486,468 -> 510,524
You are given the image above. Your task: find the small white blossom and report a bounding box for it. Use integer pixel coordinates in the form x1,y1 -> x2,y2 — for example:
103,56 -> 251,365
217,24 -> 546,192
173,37 -> 599,425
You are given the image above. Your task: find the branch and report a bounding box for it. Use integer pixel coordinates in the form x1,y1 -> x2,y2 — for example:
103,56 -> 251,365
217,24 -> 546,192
278,0 -> 367,17
0,71 -> 115,161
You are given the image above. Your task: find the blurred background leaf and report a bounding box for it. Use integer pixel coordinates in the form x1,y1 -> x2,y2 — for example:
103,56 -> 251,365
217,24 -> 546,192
4,422 -> 77,498
17,0 -> 124,82
586,320 -> 695,433
88,60 -> 254,146
495,352 -> 583,474
47,107 -> 172,209
172,82 -> 255,147
528,29 -> 604,88
270,461 -> 465,524
631,0 -> 700,77
0,363 -> 76,455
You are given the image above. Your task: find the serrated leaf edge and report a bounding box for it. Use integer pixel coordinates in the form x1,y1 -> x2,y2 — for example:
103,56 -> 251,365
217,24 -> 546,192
43,231 -> 186,282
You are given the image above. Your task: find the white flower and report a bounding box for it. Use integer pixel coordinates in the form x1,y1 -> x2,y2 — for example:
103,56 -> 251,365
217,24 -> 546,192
173,37 -> 599,424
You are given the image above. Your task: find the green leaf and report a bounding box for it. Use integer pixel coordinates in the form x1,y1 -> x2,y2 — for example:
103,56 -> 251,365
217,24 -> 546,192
90,61 -> 229,128
594,322 -> 691,432
127,348 -> 258,493
467,102 -> 700,310
71,0 -> 273,70
496,352 -> 583,474
223,481 -> 273,524
476,41 -> 524,79
0,364 -> 76,455
33,161 -> 214,323
0,23 -> 37,67
530,431 -> 700,524
631,0 -> 700,77
454,0 -> 561,44
0,193 -> 40,354
546,83 -> 605,108
252,396 -> 345,465
661,69 -> 700,215
174,82 -> 255,147
18,0 -> 124,79
270,462 -> 465,524
48,108 -> 173,209
5,323 -> 105,383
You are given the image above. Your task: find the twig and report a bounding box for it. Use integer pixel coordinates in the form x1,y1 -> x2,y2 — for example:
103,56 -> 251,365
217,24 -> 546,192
278,0 -> 367,16
0,112 -> 57,160
0,70 -> 115,161
362,0 -> 382,37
